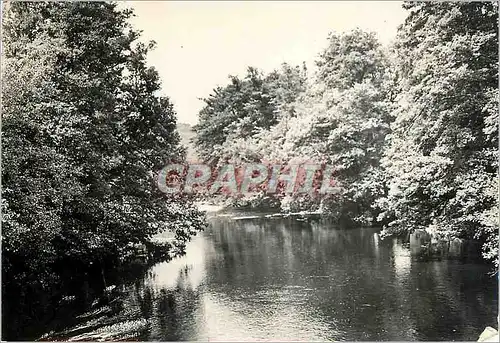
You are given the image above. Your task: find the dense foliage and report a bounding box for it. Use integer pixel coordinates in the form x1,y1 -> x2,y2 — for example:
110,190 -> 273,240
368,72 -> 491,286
193,2 -> 498,265
378,1 -> 498,266
193,64 -> 307,165
1,2 -> 205,339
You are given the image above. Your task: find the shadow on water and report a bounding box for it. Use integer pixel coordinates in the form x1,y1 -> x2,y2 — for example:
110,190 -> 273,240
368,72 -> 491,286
41,215 -> 498,341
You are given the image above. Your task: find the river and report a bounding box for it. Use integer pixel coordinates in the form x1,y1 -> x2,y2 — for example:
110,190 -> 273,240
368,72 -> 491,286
43,214 -> 498,341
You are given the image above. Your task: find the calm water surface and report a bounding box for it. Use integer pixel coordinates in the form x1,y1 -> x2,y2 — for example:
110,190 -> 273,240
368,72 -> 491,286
48,215 -> 498,341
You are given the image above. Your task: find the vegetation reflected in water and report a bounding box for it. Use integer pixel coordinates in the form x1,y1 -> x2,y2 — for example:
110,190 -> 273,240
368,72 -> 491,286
44,216 -> 498,341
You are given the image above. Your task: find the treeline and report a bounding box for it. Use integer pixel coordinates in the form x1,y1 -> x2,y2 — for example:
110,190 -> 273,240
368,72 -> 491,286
193,2 -> 498,265
1,2 -> 205,339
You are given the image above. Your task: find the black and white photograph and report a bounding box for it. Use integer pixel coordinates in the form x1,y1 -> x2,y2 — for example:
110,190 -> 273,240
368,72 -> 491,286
1,0 -> 499,341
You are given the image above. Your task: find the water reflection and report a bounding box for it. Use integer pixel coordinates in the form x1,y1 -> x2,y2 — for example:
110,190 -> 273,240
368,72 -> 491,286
47,216 -> 498,341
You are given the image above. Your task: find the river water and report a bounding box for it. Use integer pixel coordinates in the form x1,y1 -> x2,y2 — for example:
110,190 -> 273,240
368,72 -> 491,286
45,215 -> 498,341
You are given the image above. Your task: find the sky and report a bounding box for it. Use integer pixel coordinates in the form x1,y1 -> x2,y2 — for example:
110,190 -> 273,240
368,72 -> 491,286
120,1 -> 408,125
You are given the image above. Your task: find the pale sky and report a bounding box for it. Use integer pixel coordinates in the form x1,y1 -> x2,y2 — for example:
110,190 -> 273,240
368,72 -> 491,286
121,1 -> 407,125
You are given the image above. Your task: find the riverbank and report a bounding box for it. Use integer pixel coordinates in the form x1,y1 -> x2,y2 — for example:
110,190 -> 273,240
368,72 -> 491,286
196,201 -> 490,263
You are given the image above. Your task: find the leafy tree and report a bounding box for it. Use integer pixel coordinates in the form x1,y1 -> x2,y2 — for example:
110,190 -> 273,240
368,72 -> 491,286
316,29 -> 388,91
2,2 -> 205,339
193,64 -> 307,165
254,30 -> 392,222
378,1 -> 498,265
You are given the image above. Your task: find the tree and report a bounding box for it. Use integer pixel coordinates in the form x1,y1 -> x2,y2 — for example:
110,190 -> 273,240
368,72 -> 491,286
378,1 -> 498,265
255,29 -> 392,222
2,2 -> 205,339
193,64 -> 307,165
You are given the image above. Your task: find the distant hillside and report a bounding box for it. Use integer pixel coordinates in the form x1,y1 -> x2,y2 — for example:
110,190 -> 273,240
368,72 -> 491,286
177,123 -> 198,161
